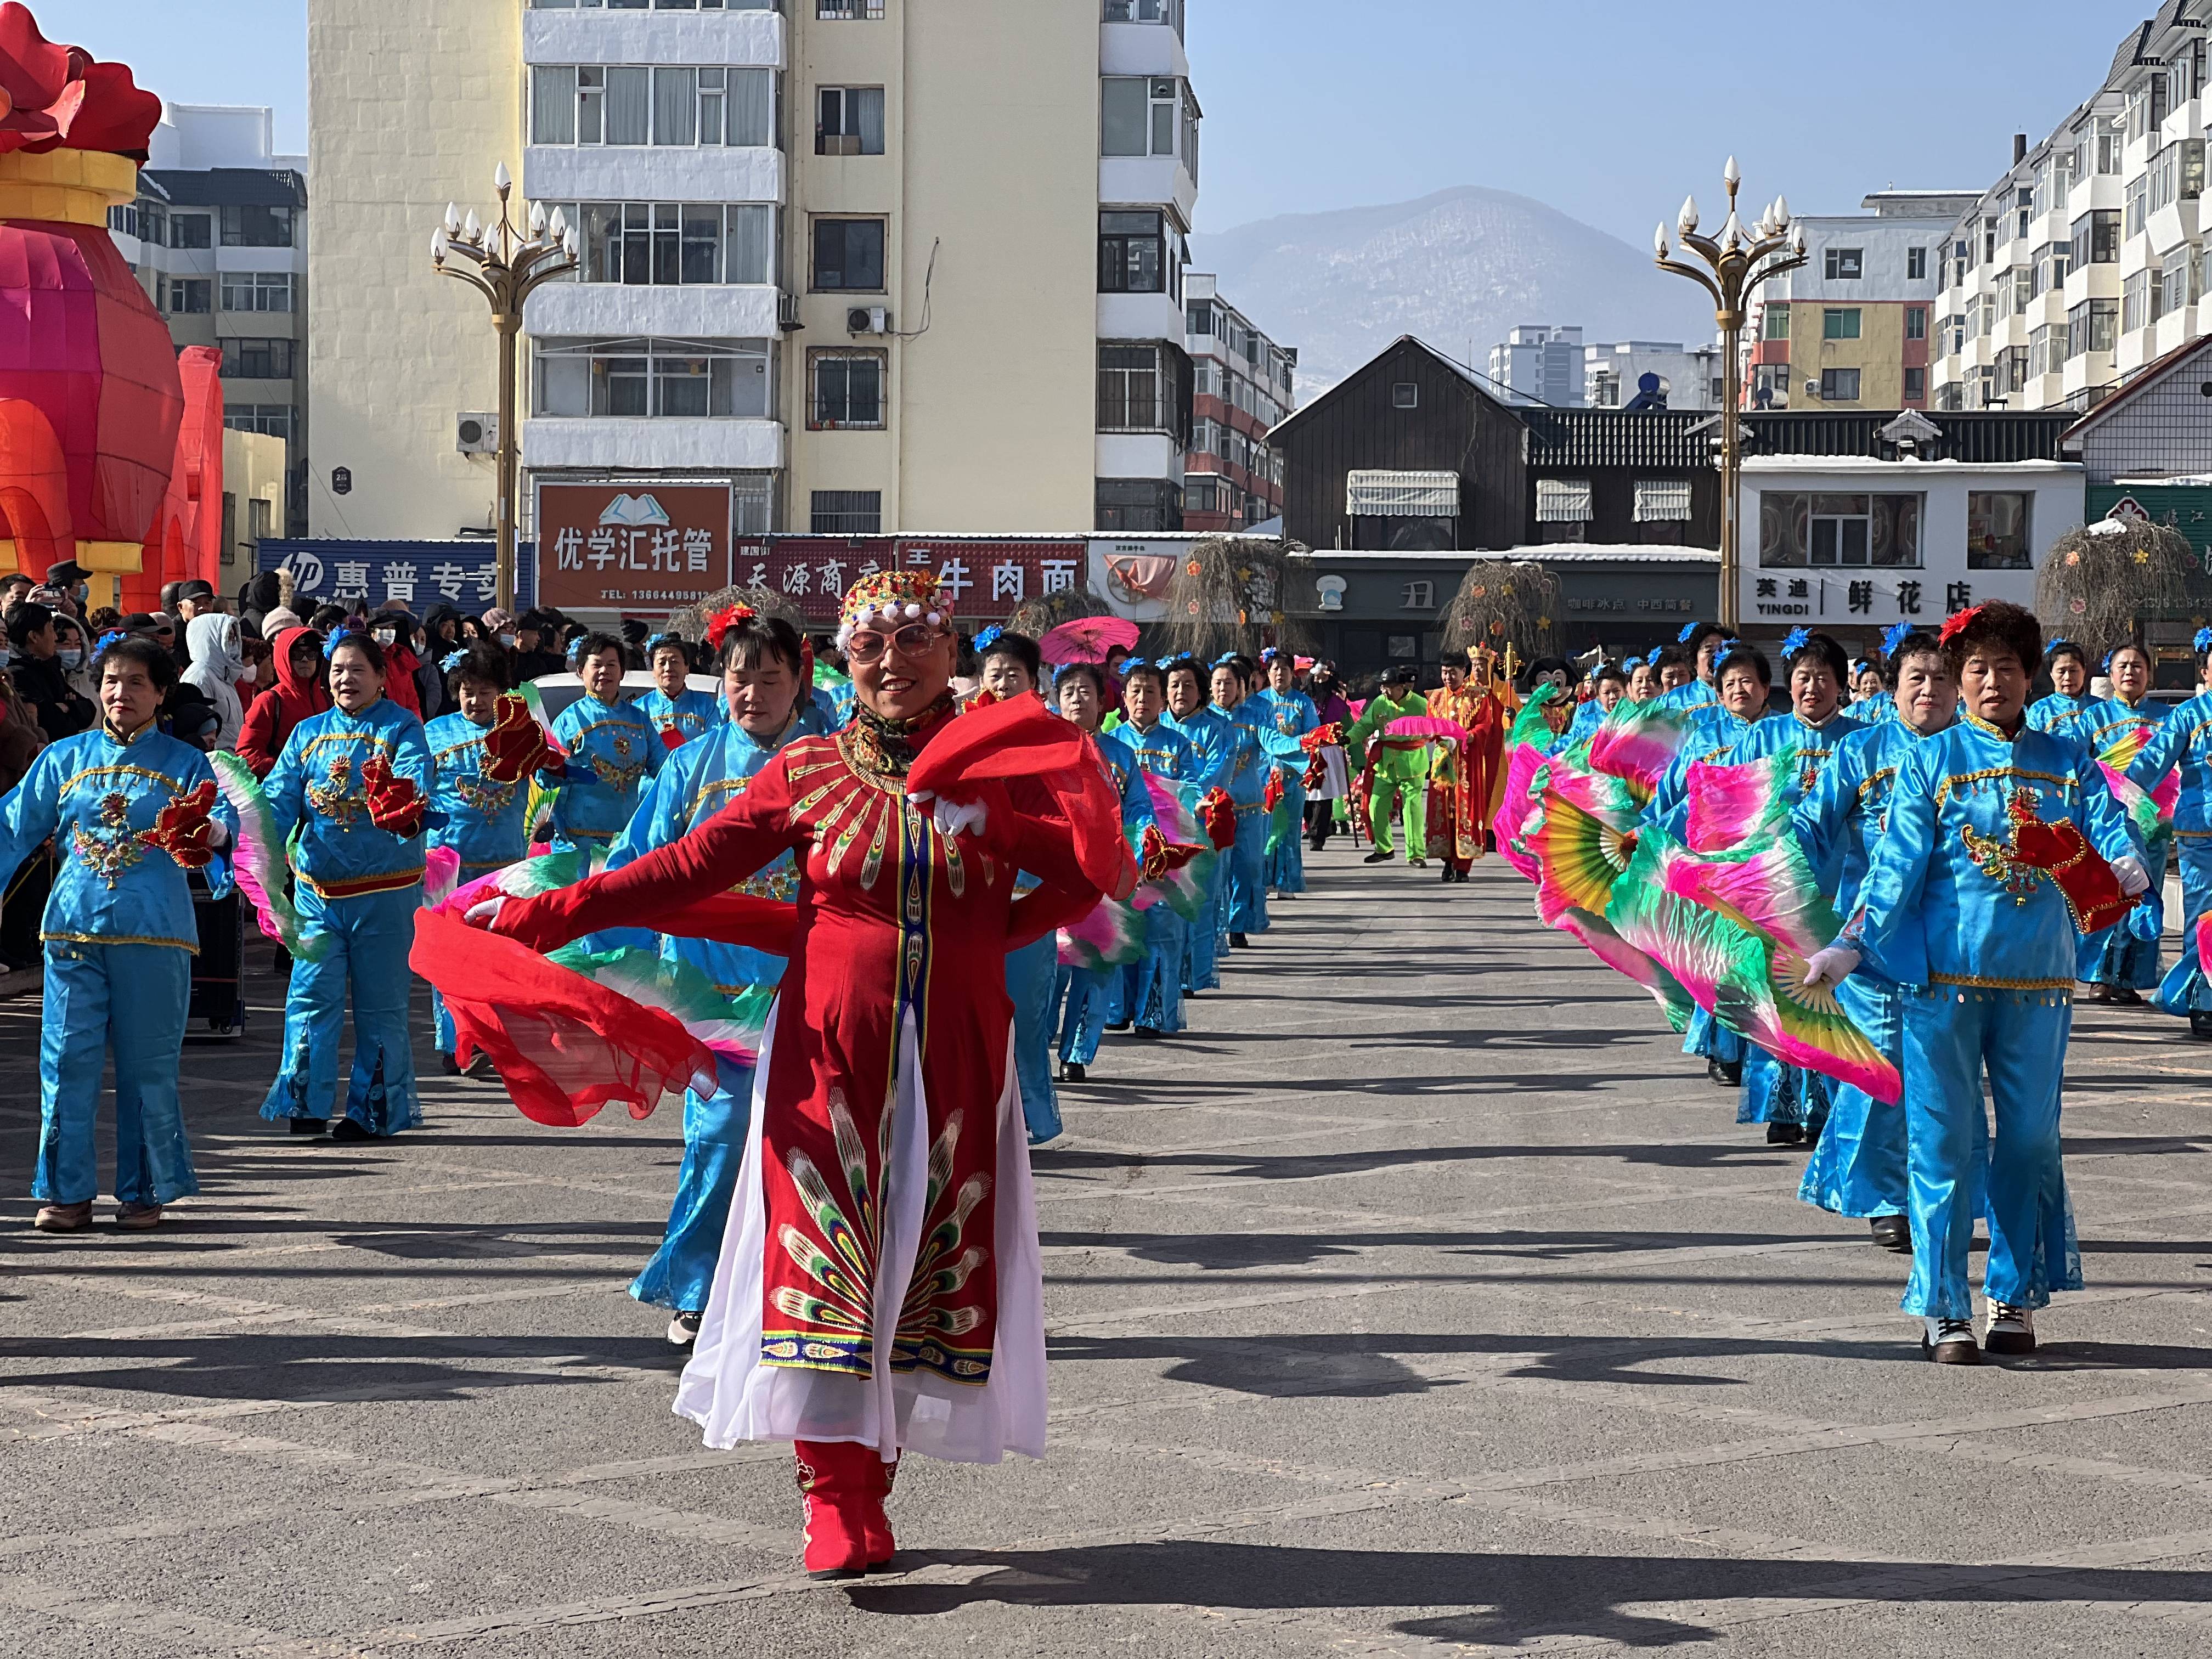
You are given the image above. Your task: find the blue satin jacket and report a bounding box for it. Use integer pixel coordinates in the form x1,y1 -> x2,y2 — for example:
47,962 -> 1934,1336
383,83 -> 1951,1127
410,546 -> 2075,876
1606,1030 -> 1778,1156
1218,699 -> 1312,807
606,714 -> 811,996
1846,715 -> 2143,990
0,722 -> 237,952
1647,707 -> 1768,828
2055,693 -> 2167,761
1793,717 -> 1950,918
1657,679 -> 1719,713
2126,689 -> 2212,838
545,694 -> 664,848
634,687 -> 723,749
2025,690 -> 2093,735
265,698 -> 431,900
1164,707 -> 1240,793
1119,717 -> 1199,784
426,710 -> 530,876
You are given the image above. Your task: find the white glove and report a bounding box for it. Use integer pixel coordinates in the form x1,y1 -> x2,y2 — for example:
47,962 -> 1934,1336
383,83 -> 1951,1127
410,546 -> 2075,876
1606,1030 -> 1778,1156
207,819 -> 232,851
935,798 -> 989,840
2112,854 -> 2151,898
1799,945 -> 1861,990
465,895 -> 506,929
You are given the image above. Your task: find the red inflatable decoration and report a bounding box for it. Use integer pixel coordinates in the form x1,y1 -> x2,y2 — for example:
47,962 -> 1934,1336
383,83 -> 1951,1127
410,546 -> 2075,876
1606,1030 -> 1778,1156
0,3 -> 190,604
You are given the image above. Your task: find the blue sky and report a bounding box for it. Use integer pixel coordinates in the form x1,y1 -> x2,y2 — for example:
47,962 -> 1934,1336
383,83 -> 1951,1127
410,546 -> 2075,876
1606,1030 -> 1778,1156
65,0 -> 2152,244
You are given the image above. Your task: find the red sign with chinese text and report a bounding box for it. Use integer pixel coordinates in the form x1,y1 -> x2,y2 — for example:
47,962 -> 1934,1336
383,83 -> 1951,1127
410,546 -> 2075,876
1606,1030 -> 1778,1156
535,483 -> 735,612
733,538 -> 1089,623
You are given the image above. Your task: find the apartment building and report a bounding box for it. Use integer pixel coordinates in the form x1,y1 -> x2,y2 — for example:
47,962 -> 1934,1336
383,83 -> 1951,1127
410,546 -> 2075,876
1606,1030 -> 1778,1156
1585,338 -> 1724,411
307,0 -> 1213,572
104,105 -> 310,535
1487,325 -> 1585,407
1743,191 -> 1970,413
1182,273 -> 1292,532
1929,10 -> 2212,414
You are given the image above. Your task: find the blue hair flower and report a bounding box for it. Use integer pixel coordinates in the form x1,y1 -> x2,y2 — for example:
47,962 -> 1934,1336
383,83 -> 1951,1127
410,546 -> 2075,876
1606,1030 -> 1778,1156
1622,654 -> 1644,670
1155,655 -> 1177,670
565,635 -> 586,665
94,629 -> 129,652
2196,627 -> 2212,655
322,623 -> 365,660
645,632 -> 682,657
1212,651 -> 1242,669
440,648 -> 467,673
1260,646 -> 1284,663
1779,625 -> 1812,657
1677,621 -> 1700,644
2046,635 -> 2071,650
1881,620 -> 1913,656
2101,650 -> 2115,672
974,625 -> 1005,652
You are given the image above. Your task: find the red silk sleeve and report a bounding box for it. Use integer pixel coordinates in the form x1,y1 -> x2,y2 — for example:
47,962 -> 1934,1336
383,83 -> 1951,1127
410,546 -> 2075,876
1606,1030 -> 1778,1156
494,752 -> 809,953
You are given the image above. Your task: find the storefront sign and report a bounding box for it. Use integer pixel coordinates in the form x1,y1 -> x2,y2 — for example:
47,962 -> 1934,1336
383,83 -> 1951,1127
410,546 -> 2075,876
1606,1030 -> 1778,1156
535,482 -> 735,612
732,538 -> 1088,623
258,539 -> 535,612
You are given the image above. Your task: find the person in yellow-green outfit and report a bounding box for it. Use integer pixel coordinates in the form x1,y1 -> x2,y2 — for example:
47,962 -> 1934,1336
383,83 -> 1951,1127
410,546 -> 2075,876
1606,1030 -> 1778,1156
1345,665 -> 1434,866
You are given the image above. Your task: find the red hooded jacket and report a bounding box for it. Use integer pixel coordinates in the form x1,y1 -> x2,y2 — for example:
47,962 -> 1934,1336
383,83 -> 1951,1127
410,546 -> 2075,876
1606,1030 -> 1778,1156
236,625 -> 334,777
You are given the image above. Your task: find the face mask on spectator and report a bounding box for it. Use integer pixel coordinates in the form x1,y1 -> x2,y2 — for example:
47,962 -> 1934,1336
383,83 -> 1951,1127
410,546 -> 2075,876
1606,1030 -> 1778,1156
0,646 -> 10,669
59,648 -> 81,670
498,631 -> 516,648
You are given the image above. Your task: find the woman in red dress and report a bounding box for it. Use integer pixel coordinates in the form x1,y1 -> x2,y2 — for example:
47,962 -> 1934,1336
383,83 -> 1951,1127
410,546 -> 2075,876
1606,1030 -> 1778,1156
466,570 -> 1127,1578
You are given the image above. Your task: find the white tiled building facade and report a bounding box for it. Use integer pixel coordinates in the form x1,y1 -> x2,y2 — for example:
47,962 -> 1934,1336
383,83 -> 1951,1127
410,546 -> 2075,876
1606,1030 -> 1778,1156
308,0 -> 1224,542
1181,272 -> 1293,532
1931,8 -> 2212,414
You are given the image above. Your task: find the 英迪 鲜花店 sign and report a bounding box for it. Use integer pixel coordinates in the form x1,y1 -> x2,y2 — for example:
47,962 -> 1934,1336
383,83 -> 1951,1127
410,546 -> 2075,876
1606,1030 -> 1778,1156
534,482 -> 735,611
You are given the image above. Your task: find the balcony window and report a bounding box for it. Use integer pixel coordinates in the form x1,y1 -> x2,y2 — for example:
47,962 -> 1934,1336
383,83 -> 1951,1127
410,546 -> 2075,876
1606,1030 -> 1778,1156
529,2 -> 780,9
808,348 -> 885,428
811,217 -> 885,291
1967,492 -> 2032,569
554,201 -> 776,284
2036,240 -> 2072,294
2126,173 -> 2148,239
817,0 -> 883,16
1102,76 -> 1183,159
170,212 -> 211,250
1759,492 -> 1922,568
1822,307 -> 1861,340
2124,269 -> 2152,334
168,278 -> 210,314
220,272 -> 294,313
224,405 -> 295,441
811,490 -> 882,534
2163,245 -> 2199,315
1822,246 -> 1863,280
219,203 -> 295,247
1095,478 -> 1183,534
2067,296 -> 2118,356
816,86 -> 885,155
1996,346 -> 2028,396
221,338 -> 296,381
532,65 -> 772,146
533,335 -> 773,419
1105,0 -> 1183,30
1819,368 -> 1861,402
1100,210 -> 1181,295
1098,342 -> 1190,437
2068,208 -> 2120,268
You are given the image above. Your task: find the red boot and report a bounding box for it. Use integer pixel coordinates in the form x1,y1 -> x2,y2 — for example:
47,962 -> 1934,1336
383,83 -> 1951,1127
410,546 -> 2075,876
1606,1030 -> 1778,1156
862,1453 -> 899,1571
794,1440 -> 873,1580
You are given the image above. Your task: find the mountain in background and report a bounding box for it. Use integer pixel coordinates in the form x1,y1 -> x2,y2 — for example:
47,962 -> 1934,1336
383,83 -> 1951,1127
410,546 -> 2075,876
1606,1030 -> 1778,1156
1190,185 -> 1715,402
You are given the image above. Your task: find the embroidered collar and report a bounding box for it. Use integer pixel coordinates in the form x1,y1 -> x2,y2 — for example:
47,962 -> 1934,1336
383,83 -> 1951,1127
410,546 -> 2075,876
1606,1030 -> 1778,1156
844,695 -> 955,781
1962,709 -> 2023,742
101,718 -> 155,746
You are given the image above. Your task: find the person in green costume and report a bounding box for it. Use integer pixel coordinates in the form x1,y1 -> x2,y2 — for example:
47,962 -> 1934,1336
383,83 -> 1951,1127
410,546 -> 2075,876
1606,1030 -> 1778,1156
1345,664 -> 1434,866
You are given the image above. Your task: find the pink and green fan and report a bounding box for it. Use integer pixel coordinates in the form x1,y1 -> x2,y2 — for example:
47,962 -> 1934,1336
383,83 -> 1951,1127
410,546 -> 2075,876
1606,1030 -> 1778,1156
1587,701 -> 1690,803
1139,771 -> 1220,921
1683,749 -> 1798,854
208,752 -> 329,962
2098,759 -> 2176,849
1522,792 -> 1693,1027
544,940 -> 774,1080
1058,897 -> 1148,971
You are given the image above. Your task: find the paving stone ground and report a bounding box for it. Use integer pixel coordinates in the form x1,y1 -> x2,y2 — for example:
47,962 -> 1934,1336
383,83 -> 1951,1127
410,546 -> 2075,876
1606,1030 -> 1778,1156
3,848 -> 2211,1657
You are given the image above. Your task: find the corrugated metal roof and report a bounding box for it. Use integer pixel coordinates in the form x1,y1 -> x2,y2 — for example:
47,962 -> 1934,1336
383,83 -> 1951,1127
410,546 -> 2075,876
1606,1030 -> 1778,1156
142,167 -> 306,208
1522,408 -> 1709,469
1743,410 -> 2072,463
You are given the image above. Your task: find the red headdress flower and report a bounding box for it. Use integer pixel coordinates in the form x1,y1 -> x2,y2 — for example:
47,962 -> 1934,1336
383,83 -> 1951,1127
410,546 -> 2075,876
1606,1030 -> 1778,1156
1936,604 -> 1985,646
704,603 -> 756,652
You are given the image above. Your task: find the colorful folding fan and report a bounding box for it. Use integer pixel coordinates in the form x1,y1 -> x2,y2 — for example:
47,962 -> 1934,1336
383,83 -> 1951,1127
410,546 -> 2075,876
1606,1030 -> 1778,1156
207,751 -> 328,962
1683,748 -> 1798,854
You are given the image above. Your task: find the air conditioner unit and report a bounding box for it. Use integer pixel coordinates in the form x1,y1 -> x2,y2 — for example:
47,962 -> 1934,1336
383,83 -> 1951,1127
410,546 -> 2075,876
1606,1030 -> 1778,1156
848,306 -> 889,335
456,412 -> 499,454
777,292 -> 804,333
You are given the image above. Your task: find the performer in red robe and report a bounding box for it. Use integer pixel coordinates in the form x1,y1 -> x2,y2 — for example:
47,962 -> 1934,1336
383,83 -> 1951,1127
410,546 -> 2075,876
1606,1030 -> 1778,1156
464,570 -> 1128,1579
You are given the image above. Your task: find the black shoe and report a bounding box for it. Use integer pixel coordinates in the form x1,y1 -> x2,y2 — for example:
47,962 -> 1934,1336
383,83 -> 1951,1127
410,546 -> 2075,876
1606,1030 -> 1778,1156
1869,1215 -> 1911,1253
2111,985 -> 2146,1006
1132,1026 -> 1164,1040
1058,1062 -> 1086,1083
1104,1019 -> 1132,1032
2192,1012 -> 2212,1039
1706,1058 -> 1742,1087
1229,933 -> 1250,949
1362,849 -> 1392,864
328,1119 -> 374,1143
1765,1121 -> 1806,1146
287,1116 -> 327,1137
438,1052 -> 461,1076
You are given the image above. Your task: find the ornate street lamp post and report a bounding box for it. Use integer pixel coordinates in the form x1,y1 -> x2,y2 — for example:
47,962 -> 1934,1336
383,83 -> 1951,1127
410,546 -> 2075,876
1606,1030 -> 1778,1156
1654,157 -> 1805,631
431,162 -> 577,614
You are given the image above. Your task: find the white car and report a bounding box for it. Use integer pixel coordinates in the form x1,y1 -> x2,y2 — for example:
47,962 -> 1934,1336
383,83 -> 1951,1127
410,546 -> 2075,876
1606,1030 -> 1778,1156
524,668 -> 722,724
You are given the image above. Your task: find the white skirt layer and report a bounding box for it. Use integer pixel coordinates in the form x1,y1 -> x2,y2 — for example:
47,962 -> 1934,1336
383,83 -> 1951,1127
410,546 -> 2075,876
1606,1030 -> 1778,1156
672,1001 -> 1048,1464
1307,745 -> 1350,801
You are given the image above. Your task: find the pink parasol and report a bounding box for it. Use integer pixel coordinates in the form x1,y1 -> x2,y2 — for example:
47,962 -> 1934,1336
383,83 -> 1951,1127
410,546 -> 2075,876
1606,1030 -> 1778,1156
1040,615 -> 1140,665
1385,715 -> 1469,742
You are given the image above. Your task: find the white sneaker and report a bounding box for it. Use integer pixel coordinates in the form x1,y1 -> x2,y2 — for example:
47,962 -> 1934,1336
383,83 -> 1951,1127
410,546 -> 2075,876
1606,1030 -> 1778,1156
1984,1302 -> 2035,1355
667,1310 -> 702,1347
1921,1315 -> 1979,1364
